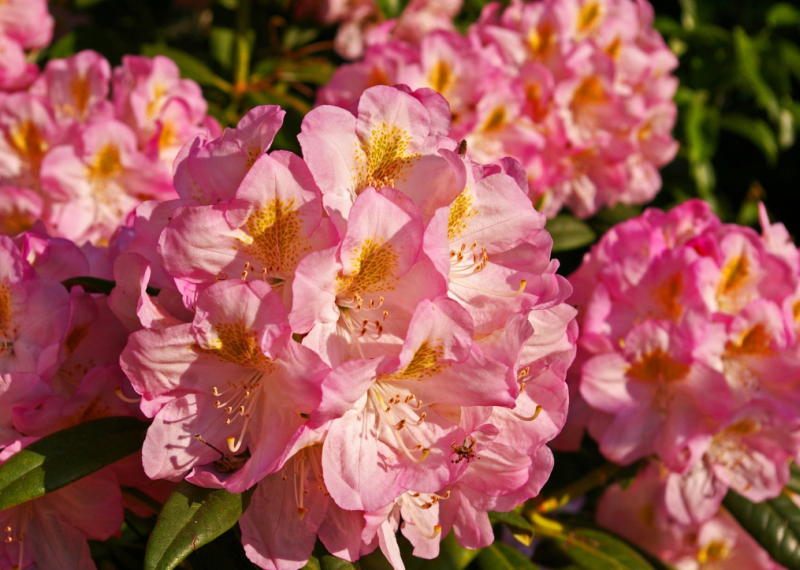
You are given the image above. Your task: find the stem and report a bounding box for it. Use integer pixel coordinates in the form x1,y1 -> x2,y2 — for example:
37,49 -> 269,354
525,462 -> 622,517
234,0 -> 253,100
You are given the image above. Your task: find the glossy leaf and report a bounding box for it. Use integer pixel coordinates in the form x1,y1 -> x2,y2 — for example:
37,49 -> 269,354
546,216 -> 597,252
477,543 -> 538,570
0,417 -> 147,511
301,556 -> 322,570
319,555 -> 361,570
533,516 -> 656,570
489,510 -> 535,546
144,481 -> 254,570
142,44 -> 233,93
723,489 -> 800,569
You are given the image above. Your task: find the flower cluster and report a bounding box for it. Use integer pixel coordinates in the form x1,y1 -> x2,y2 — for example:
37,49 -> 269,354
0,0 -> 52,91
117,84 -> 577,569
318,0 -> 679,218
294,0 -> 462,60
564,198 -> 800,567
0,50 -> 220,244
0,226 -> 176,570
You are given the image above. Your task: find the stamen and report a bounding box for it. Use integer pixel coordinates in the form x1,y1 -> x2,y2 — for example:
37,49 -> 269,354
512,405 -> 543,422
114,387 -> 141,403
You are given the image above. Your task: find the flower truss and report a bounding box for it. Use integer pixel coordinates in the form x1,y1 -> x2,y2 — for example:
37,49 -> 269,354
113,84 -> 578,569
318,0 -> 679,219
564,198 -> 800,569
0,50 -> 220,244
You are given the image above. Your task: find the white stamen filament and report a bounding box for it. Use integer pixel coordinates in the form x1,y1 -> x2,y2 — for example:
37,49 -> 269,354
370,388 -> 430,464
114,387 -> 142,403
401,494 -> 443,539
449,242 -> 488,278
209,370 -> 263,453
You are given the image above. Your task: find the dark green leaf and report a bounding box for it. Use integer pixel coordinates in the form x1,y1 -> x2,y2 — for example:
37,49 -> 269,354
141,44 -> 233,92
787,462 -> 800,494
720,114 -> 779,165
488,510 -> 533,532
477,543 -> 538,570
47,31 -> 78,59
144,481 -> 254,570
767,3 -> 800,27
319,555 -> 361,570
210,28 -> 236,70
542,524 -> 656,570
489,510 -> 535,546
732,27 -> 780,122
723,490 -> 800,569
0,417 -> 147,511
546,216 -> 596,252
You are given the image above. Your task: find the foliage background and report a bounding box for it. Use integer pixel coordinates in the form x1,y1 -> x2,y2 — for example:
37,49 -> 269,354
35,0 -> 800,568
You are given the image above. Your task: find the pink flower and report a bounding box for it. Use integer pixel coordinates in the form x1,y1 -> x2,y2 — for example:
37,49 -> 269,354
40,119 -> 174,243
299,85 -> 461,229
0,439 -> 123,570
112,55 -> 216,163
569,198 -> 800,528
29,50 -> 114,129
290,186 -> 447,366
121,279 -> 329,493
160,148 -> 337,309
319,0 -> 680,218
313,297 -> 516,511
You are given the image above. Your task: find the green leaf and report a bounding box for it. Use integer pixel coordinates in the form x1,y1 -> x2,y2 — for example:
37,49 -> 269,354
720,114 -> 779,165
767,3 -> 800,27
47,31 -> 78,59
319,555 -> 361,570
0,417 -> 147,511
546,216 -> 597,252
210,27 -> 236,70
477,543 -> 538,570
723,490 -> 800,569
488,510 -> 533,531
732,27 -> 781,122
302,556 -> 322,570
143,481 -> 254,570
489,510 -> 535,546
141,44 -> 233,93
787,463 -> 800,494
535,519 -> 656,570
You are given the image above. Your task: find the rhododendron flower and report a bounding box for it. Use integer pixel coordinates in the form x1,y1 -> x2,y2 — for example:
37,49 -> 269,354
299,0 -> 461,60
121,279 -> 329,493
0,0 -> 53,90
313,297 -> 515,511
319,0 -> 679,218
114,88 -> 575,570
0,50 -> 218,242
597,462 -> 785,570
566,198 -> 800,529
0,439 -> 123,570
299,85 -> 462,229
40,119 -> 174,243
161,148 -> 336,308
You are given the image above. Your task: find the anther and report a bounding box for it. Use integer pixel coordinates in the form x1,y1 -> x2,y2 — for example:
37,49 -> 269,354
114,387 -> 141,403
